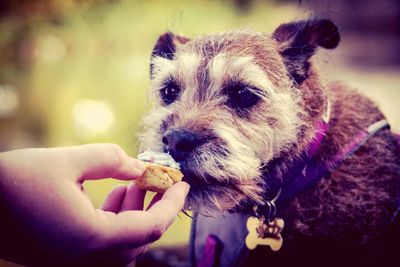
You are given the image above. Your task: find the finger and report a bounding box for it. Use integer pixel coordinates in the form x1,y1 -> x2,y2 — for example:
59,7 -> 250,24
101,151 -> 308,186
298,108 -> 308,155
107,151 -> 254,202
94,182 -> 189,250
67,144 -> 146,182
120,183 -> 146,212
146,193 -> 162,210
109,244 -> 150,266
87,245 -> 149,267
120,244 -> 150,265
147,182 -> 190,229
101,184 -> 127,213
94,210 -> 164,250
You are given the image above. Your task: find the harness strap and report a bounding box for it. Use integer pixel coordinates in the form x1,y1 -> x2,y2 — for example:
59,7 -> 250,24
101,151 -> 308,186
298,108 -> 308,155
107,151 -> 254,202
276,119 -> 390,205
198,235 -> 223,267
331,120 -> 390,169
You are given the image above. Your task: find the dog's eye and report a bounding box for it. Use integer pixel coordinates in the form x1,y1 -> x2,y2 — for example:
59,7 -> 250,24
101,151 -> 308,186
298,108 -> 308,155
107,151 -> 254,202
225,84 -> 261,109
160,82 -> 181,105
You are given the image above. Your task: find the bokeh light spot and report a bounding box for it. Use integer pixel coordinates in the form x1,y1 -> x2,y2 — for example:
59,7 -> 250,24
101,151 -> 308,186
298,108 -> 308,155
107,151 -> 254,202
73,99 -> 114,138
0,85 -> 19,118
36,34 -> 67,64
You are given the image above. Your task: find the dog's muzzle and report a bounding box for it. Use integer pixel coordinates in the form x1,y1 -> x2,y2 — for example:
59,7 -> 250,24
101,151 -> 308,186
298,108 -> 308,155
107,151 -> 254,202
162,129 -> 203,161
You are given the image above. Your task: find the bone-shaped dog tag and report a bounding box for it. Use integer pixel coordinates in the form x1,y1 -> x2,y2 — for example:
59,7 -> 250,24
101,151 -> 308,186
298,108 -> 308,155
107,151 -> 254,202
245,216 -> 284,251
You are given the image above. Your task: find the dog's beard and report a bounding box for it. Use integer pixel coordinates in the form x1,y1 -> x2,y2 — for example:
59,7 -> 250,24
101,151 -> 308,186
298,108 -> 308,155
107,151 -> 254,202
178,142 -> 265,215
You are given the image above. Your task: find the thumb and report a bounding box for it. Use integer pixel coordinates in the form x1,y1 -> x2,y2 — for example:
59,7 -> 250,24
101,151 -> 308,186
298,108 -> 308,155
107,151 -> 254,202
94,182 -> 190,250
66,143 -> 146,182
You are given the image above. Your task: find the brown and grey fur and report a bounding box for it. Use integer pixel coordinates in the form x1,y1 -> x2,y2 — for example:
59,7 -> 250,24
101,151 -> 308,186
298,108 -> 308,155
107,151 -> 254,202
139,19 -> 400,266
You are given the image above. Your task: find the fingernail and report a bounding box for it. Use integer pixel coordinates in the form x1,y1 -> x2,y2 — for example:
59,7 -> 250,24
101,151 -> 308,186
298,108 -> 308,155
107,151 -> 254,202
132,158 -> 146,173
182,181 -> 190,195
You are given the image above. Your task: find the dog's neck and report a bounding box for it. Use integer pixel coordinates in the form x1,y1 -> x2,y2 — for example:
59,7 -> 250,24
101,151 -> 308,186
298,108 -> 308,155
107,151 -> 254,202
260,99 -> 331,203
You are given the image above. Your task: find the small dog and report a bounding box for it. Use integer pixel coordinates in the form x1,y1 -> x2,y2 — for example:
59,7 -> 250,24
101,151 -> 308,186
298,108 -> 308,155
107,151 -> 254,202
139,18 -> 400,266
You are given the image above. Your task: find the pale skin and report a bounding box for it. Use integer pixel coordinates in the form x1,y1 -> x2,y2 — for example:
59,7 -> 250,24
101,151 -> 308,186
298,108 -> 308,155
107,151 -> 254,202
0,143 -> 189,266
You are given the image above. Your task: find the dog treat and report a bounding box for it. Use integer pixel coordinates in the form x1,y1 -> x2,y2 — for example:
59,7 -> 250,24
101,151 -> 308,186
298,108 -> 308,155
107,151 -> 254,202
135,151 -> 183,193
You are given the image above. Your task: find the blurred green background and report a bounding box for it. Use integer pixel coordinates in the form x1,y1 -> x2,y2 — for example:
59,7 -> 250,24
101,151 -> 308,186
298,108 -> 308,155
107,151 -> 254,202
0,0 -> 399,266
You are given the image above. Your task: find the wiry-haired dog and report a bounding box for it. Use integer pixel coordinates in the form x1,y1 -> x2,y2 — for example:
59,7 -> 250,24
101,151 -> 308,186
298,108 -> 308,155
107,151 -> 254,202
139,19 -> 400,266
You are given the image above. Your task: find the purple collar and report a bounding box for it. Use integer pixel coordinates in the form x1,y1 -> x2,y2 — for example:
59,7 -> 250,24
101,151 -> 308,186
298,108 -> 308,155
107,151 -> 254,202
255,119 -> 329,218
276,119 -> 328,205
262,99 -> 333,208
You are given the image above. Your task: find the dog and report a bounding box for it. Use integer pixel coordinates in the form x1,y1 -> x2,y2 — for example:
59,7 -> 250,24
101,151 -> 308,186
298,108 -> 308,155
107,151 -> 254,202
139,18 -> 400,266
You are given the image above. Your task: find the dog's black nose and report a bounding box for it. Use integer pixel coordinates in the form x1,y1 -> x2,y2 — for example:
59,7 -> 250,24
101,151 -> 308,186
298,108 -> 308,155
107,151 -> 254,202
162,130 -> 202,161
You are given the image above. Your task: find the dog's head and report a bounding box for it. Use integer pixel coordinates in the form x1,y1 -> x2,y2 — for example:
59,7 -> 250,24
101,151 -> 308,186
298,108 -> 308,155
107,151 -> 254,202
139,19 -> 340,213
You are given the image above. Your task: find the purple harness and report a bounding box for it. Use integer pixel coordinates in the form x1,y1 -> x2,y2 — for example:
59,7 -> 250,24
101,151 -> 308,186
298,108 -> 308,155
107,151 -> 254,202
190,119 -> 398,267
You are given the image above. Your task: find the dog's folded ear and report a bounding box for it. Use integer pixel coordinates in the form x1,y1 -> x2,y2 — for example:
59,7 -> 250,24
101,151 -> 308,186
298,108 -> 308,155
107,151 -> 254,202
150,32 -> 190,78
272,18 -> 340,84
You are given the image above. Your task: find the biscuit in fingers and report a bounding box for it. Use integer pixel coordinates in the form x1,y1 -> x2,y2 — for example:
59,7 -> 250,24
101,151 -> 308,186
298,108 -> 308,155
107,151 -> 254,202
135,162 -> 184,193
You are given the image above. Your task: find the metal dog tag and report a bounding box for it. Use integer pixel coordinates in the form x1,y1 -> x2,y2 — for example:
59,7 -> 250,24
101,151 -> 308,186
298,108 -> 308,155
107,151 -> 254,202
245,216 -> 284,251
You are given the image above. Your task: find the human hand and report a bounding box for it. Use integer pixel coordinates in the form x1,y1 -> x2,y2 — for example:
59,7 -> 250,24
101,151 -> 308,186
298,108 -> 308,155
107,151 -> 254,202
0,144 -> 189,266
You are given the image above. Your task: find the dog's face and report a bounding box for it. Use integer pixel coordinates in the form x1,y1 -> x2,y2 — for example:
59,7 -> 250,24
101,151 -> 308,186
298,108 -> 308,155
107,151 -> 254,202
139,19 -> 339,213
